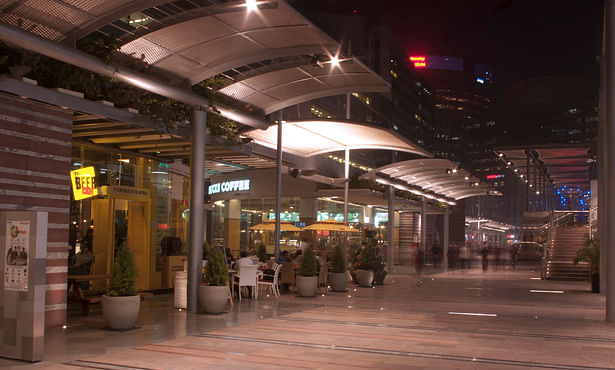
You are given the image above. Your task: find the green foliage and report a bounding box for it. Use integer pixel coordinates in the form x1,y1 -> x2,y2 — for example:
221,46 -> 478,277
0,40 -> 237,138
299,247 -> 318,277
108,244 -> 138,297
204,244 -> 228,286
357,239 -> 376,270
573,238 -> 600,275
257,243 -> 267,263
331,244 -> 346,273
202,241 -> 210,261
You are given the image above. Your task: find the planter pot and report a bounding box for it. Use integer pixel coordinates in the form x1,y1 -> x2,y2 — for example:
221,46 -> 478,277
591,274 -> 600,293
373,270 -> 387,285
296,275 -> 318,297
355,269 -> 374,287
102,295 -> 140,331
330,272 -> 348,292
199,285 -> 229,314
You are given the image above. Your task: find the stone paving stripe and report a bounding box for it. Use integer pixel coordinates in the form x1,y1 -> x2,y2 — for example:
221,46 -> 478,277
63,360 -> 156,370
285,317 -> 615,343
194,333 -> 615,370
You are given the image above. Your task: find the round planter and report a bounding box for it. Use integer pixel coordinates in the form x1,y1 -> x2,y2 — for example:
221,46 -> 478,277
102,295 -> 140,331
198,285 -> 229,314
330,272 -> 348,292
296,275 -> 318,297
355,269 -> 374,287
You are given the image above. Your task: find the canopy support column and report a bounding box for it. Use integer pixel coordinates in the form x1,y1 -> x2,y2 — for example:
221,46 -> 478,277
420,197 -> 426,252
275,111 -> 283,261
387,185 -> 395,275
604,0 -> 615,322
444,205 -> 449,271
188,109 -> 206,313
344,93 -> 351,268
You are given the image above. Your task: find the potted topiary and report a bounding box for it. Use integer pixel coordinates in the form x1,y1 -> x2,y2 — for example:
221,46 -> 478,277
199,243 -> 229,313
296,246 -> 318,297
102,243 -> 140,330
573,238 -> 600,293
330,244 -> 348,291
372,253 -> 387,285
355,240 -> 376,287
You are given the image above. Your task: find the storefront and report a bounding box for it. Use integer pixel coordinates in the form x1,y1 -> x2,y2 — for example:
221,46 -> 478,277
207,169 -> 399,258
69,143 -> 191,290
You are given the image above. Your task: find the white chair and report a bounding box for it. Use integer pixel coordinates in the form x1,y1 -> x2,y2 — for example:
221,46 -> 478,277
232,264 -> 258,300
258,264 -> 281,297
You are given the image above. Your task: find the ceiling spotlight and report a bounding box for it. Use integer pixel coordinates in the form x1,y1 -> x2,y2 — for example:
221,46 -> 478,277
529,184 -> 533,188
464,176 -> 469,181
514,169 -> 518,173
536,191 -> 540,195
520,174 -> 524,178
245,0 -> 258,11
506,161 -> 512,166
498,153 -> 504,157
330,55 -> 340,67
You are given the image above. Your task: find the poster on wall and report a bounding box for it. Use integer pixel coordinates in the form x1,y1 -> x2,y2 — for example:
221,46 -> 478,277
4,220 -> 30,291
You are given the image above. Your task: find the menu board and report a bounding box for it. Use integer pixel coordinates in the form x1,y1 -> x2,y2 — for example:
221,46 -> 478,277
4,220 -> 30,291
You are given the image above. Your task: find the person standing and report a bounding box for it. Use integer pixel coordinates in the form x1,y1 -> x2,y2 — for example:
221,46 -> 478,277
415,249 -> 425,286
481,244 -> 489,272
459,244 -> 470,271
510,244 -> 519,270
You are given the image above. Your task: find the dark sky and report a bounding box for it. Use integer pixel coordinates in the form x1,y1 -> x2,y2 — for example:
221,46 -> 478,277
293,0 -> 604,86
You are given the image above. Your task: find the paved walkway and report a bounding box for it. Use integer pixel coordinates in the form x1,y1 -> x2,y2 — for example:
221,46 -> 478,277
2,264 -> 614,369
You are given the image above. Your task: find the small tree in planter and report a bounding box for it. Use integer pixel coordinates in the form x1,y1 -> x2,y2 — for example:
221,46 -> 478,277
199,244 -> 229,313
355,240 -> 376,287
573,238 -> 600,293
296,247 -> 318,297
102,244 -> 140,330
330,244 -> 348,291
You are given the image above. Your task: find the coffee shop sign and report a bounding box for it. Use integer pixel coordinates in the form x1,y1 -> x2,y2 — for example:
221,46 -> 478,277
208,179 -> 250,195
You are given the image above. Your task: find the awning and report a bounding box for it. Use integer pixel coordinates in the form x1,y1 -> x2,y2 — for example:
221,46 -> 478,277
361,159 -> 493,201
497,146 -> 592,189
243,119 -> 431,158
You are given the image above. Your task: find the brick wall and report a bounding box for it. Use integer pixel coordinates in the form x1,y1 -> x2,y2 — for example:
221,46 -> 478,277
0,94 -> 72,327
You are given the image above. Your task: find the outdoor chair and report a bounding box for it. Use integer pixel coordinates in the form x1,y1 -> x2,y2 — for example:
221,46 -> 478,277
279,263 -> 296,293
232,264 -> 258,300
258,263 -> 281,297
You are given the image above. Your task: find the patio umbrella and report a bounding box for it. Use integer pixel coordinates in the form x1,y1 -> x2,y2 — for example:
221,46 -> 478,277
303,220 -> 360,232
248,220 -> 303,232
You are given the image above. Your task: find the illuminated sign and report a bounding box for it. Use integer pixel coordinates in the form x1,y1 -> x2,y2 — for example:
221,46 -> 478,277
486,174 -> 504,180
208,179 -> 250,195
409,56 -> 427,68
476,77 -> 484,84
70,166 -> 99,200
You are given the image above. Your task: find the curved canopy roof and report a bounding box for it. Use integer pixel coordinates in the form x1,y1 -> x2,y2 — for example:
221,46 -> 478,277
361,159 -> 493,201
0,0 -> 389,116
243,120 -> 432,158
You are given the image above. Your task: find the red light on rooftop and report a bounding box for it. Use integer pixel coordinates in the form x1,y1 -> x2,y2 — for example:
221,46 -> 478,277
413,62 -> 426,68
409,56 -> 426,61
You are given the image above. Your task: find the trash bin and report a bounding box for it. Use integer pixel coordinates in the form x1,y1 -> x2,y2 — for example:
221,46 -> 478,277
174,271 -> 187,309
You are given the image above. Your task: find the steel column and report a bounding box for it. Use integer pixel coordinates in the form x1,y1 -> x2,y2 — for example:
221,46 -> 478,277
275,111 -> 283,260
188,109 -> 206,312
387,185 -> 395,275
443,205 -> 449,271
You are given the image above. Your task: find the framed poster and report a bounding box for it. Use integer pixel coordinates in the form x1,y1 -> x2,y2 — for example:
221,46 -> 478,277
4,220 -> 30,291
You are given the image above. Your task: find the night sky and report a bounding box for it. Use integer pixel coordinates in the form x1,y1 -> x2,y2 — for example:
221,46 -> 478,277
293,0 -> 604,86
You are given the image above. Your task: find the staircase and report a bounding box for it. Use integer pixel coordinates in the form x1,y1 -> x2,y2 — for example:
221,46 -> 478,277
545,225 -> 590,280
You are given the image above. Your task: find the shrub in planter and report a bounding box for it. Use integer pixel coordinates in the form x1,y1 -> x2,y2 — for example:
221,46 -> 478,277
355,240 -> 375,287
102,244 -> 140,330
330,244 -> 348,291
573,238 -> 600,293
199,244 -> 229,313
297,247 -> 318,297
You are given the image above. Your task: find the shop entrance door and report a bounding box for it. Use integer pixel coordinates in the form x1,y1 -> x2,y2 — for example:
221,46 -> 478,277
113,199 -> 151,291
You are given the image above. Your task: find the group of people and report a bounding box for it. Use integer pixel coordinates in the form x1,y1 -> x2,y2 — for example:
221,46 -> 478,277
421,242 -> 522,272
5,245 -> 27,266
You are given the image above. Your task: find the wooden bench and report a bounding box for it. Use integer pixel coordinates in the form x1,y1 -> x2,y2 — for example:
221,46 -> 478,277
67,274 -> 109,315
